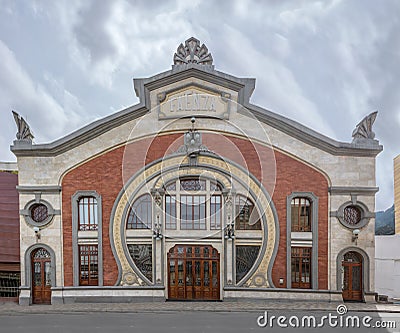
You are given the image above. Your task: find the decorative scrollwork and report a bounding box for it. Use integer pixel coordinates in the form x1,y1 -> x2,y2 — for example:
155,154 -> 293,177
150,188 -> 164,207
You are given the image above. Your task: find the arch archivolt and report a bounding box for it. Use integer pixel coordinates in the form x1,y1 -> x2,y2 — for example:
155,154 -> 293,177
110,153 -> 278,288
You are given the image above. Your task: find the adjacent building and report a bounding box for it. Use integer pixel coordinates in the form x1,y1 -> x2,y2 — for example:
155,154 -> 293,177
0,162 -> 20,301
375,155 -> 400,300
395,155 -> 400,234
11,38 -> 382,305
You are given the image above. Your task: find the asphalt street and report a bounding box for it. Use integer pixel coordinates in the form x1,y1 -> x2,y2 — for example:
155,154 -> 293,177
0,311 -> 398,333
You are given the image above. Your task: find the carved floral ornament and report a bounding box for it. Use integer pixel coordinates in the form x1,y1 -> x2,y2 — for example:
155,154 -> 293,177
173,37 -> 213,65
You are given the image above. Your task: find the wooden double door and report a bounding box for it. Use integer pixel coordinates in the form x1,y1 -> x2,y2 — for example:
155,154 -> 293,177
342,251 -> 363,302
168,245 -> 220,300
32,248 -> 52,304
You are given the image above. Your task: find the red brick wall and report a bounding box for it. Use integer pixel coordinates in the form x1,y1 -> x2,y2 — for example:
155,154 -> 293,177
62,133 -> 328,289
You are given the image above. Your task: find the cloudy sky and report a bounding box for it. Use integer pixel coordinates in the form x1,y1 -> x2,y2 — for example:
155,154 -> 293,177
0,0 -> 399,211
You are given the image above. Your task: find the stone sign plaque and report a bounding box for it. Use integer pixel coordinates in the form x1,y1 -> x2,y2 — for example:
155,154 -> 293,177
158,85 -> 231,120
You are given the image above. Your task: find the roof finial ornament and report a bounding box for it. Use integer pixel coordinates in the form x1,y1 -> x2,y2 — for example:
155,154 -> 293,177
12,111 -> 34,142
173,37 -> 213,66
352,111 -> 378,143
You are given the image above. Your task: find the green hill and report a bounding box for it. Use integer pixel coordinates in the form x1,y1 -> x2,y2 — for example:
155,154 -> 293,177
375,204 -> 395,235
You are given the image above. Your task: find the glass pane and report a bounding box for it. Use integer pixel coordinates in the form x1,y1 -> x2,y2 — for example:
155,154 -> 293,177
236,246 -> 260,283
33,262 -> 41,286
45,262 -> 51,286
352,266 -> 362,291
212,261 -> 218,287
169,260 -> 175,285
291,197 -> 311,232
180,195 -> 206,230
178,260 -> 184,286
204,261 -> 210,287
186,261 -> 193,286
165,195 -> 176,229
235,196 -> 261,230
126,194 -> 151,229
343,266 -> 349,290
128,244 -> 153,282
195,261 -> 201,286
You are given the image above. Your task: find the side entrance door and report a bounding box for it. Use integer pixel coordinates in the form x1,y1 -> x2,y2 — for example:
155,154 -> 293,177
32,248 -> 52,304
342,251 -> 363,302
168,245 -> 220,300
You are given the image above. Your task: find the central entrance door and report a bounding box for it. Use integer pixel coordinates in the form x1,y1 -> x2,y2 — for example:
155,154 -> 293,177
342,251 -> 363,302
168,245 -> 220,300
31,248 -> 52,304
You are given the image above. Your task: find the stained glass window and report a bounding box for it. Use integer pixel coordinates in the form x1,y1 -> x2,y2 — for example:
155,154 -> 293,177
235,245 -> 260,283
180,179 -> 206,191
128,244 -> 153,282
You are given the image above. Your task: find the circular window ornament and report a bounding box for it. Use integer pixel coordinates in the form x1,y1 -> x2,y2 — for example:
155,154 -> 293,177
343,205 -> 362,226
336,201 -> 372,229
30,204 -> 49,223
22,199 -> 56,228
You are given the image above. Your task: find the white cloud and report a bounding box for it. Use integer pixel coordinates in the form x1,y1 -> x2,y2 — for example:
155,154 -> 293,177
0,39 -> 88,151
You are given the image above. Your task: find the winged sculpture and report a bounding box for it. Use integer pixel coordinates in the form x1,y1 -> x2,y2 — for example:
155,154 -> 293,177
352,111 -> 378,140
12,111 -> 34,141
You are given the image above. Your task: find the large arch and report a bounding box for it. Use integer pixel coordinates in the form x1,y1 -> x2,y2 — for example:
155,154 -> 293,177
109,152 -> 280,291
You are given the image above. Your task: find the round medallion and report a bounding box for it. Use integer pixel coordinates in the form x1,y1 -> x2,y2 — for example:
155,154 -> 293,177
253,274 -> 266,287
122,272 -> 138,285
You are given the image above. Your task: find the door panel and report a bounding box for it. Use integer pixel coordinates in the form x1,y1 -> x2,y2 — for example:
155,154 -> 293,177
168,245 -> 220,300
31,248 -> 52,304
342,252 -> 363,302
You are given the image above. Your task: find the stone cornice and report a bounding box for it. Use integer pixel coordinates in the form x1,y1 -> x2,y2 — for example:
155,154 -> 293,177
16,185 -> 62,194
328,186 -> 380,195
246,104 -> 383,157
11,104 -> 148,157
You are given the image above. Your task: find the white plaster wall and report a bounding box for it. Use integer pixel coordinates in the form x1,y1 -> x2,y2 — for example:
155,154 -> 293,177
375,235 -> 400,298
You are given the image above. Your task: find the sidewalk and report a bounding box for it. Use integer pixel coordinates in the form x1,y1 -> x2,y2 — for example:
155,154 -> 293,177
0,300 -> 399,315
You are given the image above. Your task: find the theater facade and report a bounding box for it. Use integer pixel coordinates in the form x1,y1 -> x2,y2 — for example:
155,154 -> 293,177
11,38 -> 382,305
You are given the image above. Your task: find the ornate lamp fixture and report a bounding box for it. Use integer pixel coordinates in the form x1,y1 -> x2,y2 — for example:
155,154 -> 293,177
153,215 -> 163,241
224,215 -> 235,240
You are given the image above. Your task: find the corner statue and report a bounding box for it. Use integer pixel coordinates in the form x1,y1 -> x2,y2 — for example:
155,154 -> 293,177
12,111 -> 34,142
352,111 -> 378,141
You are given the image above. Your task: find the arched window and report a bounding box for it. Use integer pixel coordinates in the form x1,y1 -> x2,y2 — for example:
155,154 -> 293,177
235,195 -> 261,230
126,194 -> 152,229
78,196 -> 98,231
291,197 -> 311,232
